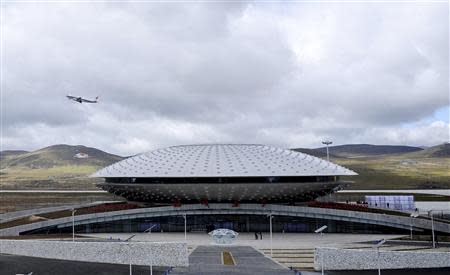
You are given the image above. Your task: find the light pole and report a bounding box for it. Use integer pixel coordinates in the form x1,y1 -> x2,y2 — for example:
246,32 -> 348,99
144,224 -> 157,275
124,234 -> 136,275
410,212 -> 419,240
374,239 -> 385,275
315,225 -> 327,275
322,140 -> 333,162
267,213 -> 274,257
149,245 -> 153,275
429,210 -> 436,248
183,214 -> 187,241
71,209 -> 77,242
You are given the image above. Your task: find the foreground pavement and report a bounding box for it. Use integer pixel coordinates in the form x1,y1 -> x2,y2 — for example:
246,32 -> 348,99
301,268 -> 450,275
171,245 -> 292,275
0,254 -> 167,275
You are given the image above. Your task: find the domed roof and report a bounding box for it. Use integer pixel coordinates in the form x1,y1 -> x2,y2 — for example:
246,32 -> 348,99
92,144 -> 357,178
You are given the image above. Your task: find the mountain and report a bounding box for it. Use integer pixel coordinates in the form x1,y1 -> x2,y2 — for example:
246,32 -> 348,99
403,143 -> 450,158
314,144 -> 423,157
0,150 -> 28,161
1,143 -> 448,190
292,143 -> 449,189
0,145 -> 124,190
2,144 -> 123,169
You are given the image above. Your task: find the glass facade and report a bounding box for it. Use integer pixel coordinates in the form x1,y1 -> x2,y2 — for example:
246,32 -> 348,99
28,214 -> 408,235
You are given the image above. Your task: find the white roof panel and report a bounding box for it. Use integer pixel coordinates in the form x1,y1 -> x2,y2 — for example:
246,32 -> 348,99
92,144 -> 357,178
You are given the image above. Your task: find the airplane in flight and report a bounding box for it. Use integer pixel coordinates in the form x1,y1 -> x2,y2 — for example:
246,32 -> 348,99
66,95 -> 99,104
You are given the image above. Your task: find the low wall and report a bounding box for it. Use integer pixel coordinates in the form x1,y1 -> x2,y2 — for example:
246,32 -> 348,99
0,240 -> 188,267
314,247 -> 450,270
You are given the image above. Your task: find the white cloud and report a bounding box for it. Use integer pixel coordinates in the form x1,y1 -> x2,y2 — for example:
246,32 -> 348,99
2,2 -> 448,155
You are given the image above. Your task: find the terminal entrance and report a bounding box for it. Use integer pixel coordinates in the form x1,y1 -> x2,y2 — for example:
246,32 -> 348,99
32,214 -> 409,235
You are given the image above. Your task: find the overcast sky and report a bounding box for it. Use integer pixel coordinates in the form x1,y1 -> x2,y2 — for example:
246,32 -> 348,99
2,1 -> 449,156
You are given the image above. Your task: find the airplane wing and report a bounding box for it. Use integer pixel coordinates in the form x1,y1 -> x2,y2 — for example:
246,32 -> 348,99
66,95 -> 77,100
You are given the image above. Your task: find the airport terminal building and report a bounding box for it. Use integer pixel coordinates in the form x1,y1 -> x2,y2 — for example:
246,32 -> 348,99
84,144 -> 389,234
93,144 -> 357,204
5,144 -> 449,236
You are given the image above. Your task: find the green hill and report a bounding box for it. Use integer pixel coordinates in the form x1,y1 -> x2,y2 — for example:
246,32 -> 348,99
1,143 -> 448,190
291,143 -> 449,189
2,144 -> 122,169
330,144 -> 449,189
315,144 -> 424,157
0,145 -> 124,190
403,143 -> 450,158
0,150 -> 28,161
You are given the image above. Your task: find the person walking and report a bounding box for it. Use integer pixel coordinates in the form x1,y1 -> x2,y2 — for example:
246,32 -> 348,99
259,231 -> 263,240
254,232 -> 258,240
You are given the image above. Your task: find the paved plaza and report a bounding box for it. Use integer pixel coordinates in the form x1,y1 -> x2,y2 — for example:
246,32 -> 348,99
0,254 -> 167,275
171,245 -> 292,275
81,232 -> 405,249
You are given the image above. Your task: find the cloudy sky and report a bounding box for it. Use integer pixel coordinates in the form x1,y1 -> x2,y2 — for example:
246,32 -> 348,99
2,1 -> 449,156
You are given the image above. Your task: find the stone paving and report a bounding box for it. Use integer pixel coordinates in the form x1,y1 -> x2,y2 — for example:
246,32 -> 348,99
82,232 -> 405,249
0,254 -> 168,275
171,245 -> 293,275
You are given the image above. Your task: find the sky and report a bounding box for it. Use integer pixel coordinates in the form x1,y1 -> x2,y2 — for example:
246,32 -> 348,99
1,1 -> 449,156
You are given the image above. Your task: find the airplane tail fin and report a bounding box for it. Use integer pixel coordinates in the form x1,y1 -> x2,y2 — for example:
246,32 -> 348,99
95,96 -> 99,102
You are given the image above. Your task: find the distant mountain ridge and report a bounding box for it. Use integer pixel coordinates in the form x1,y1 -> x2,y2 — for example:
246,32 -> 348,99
0,150 -> 29,160
1,144 -> 123,169
404,143 -> 450,158
1,143 -> 448,190
292,144 -> 425,158
315,144 -> 424,157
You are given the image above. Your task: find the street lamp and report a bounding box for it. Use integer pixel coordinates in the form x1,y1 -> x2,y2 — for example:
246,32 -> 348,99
71,209 -> 77,242
182,214 -> 187,241
428,210 -> 436,248
267,213 -> 274,257
410,212 -> 419,240
374,239 -> 386,275
124,234 -> 136,275
315,225 -> 327,275
322,140 -> 333,162
144,224 -> 157,275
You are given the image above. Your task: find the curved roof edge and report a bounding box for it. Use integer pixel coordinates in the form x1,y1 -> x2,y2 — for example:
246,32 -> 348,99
92,144 -> 358,178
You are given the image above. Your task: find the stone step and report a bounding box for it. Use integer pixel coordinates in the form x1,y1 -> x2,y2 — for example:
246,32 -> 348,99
267,254 -> 314,258
276,258 -> 314,263
260,249 -> 314,252
262,251 -> 314,255
284,262 -> 315,269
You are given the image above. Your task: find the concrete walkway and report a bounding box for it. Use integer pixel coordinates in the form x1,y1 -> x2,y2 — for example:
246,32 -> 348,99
171,245 -> 293,275
82,233 -> 405,249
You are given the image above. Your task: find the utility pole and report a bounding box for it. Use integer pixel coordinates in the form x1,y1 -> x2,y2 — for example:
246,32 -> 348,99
322,140 -> 333,161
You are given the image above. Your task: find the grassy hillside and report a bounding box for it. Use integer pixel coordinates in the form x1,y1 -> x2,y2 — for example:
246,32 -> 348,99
0,145 -> 124,190
1,143 -> 448,190
328,144 -> 450,189
315,144 -> 424,157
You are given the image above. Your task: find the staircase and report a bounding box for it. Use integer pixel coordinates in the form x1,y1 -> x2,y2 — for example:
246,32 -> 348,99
260,248 -> 315,271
